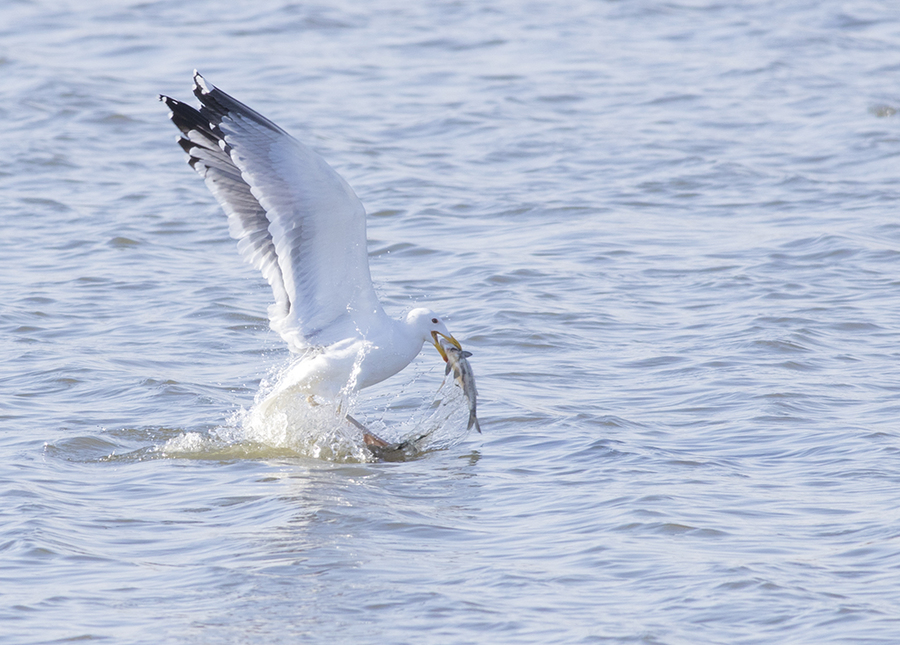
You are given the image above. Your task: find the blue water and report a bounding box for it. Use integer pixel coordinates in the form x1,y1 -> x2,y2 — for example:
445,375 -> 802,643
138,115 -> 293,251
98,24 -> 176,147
3,1 -> 900,643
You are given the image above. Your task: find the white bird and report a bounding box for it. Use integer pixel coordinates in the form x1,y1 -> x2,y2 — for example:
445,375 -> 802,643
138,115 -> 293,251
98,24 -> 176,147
160,72 -> 461,403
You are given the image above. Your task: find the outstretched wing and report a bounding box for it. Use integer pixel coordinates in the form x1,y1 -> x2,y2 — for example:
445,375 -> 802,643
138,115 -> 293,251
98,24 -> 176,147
160,72 -> 384,350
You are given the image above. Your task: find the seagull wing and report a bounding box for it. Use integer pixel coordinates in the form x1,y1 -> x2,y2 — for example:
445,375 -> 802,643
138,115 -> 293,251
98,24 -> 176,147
161,72 -> 384,351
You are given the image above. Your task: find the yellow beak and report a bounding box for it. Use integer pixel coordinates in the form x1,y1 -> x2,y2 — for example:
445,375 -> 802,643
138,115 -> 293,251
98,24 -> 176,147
431,331 -> 462,362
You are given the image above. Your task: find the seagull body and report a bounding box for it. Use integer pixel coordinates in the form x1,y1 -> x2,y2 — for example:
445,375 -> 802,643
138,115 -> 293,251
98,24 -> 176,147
160,72 -> 459,402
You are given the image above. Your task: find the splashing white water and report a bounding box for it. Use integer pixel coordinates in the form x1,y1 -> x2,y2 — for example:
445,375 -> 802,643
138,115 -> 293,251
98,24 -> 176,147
159,358 -> 473,462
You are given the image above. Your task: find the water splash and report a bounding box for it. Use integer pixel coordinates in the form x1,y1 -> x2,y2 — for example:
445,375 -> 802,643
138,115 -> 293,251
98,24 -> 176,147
156,360 -> 473,463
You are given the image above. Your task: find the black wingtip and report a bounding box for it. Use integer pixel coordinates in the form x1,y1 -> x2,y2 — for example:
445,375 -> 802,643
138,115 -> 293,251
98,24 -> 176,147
188,72 -> 286,135
192,71 -> 216,99
159,94 -> 182,115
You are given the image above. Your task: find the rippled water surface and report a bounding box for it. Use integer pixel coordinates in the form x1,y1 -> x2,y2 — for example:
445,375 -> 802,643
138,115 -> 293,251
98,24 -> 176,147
4,1 -> 900,643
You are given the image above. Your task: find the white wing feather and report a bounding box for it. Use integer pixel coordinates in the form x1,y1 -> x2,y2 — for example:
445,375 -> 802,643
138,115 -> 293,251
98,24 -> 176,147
162,73 -> 385,351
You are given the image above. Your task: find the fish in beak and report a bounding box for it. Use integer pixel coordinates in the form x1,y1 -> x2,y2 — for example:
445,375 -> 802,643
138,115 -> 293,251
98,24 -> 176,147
431,331 -> 462,362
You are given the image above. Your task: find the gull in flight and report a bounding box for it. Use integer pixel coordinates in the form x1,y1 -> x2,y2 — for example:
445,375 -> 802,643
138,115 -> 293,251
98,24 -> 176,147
160,72 -> 461,408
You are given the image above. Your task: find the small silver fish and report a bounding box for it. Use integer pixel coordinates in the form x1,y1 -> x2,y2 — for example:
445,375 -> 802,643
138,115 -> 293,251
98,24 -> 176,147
444,345 -> 482,433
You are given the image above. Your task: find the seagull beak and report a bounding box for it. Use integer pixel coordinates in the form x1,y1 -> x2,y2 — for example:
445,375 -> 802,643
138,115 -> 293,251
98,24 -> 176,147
431,331 -> 462,362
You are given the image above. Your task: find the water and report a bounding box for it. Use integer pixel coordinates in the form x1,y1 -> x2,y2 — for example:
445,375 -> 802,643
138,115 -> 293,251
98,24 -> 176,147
3,0 -> 900,642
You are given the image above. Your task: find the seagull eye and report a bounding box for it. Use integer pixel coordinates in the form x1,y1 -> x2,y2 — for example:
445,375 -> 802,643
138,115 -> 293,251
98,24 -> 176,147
431,318 -> 438,324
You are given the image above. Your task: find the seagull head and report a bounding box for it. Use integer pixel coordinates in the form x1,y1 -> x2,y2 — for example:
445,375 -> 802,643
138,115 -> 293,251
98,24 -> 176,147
405,308 -> 461,362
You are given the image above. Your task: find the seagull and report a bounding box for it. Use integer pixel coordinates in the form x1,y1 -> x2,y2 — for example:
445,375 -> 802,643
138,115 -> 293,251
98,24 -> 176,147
160,72 -> 461,404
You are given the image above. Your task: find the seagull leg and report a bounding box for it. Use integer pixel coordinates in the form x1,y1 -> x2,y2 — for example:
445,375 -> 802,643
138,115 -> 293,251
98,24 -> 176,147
345,413 -> 373,436
346,413 -> 387,446
346,414 -> 412,461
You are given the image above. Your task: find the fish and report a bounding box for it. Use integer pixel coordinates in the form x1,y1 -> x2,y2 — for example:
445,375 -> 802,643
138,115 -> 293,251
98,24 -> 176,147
443,345 -> 482,433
